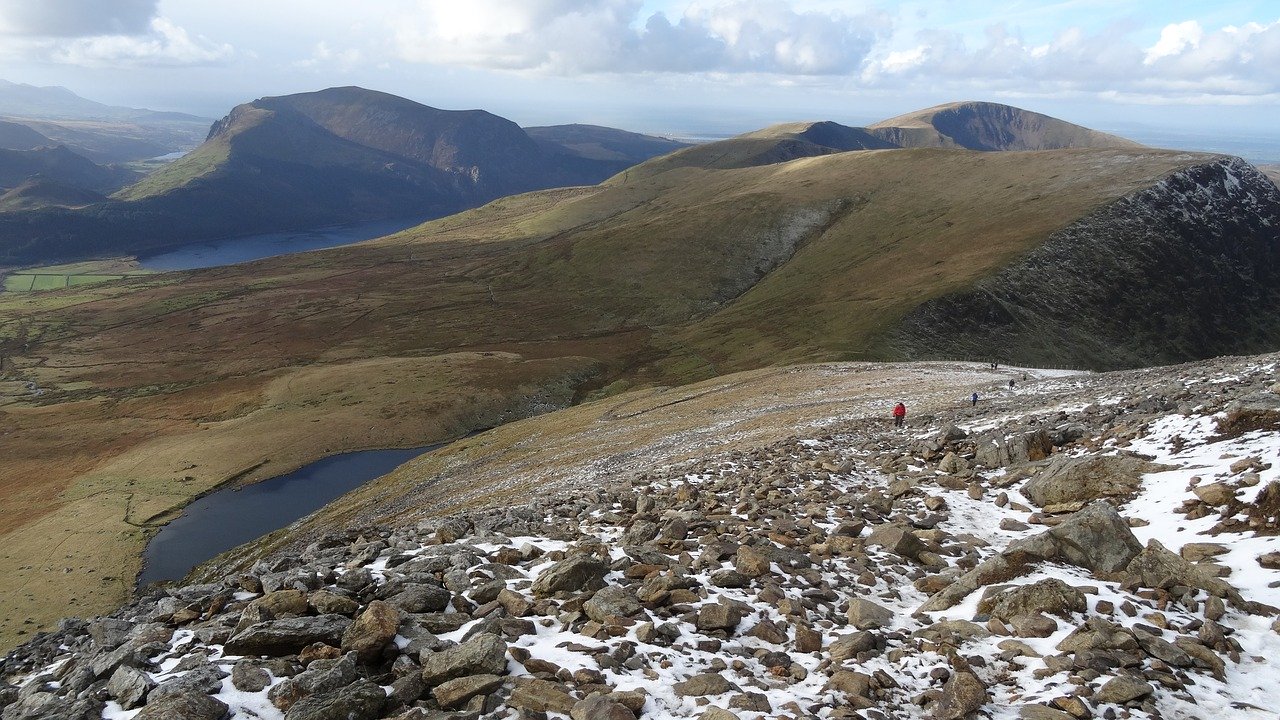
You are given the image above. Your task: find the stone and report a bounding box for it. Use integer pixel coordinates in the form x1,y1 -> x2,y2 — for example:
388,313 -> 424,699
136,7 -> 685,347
827,670 -> 872,698
1093,676 -> 1153,704
432,673 -> 503,709
1021,455 -> 1157,507
386,584 -> 451,613
572,695 -> 638,720
695,603 -> 743,632
106,665 -> 154,710
584,586 -> 643,622
269,653 -> 359,711
978,579 -> 1086,621
341,600 -> 400,664
674,672 -> 734,696
309,590 -> 360,616
735,545 -> 772,577
530,556 -> 608,597
135,691 -> 229,720
497,588 -> 533,617
283,678 -> 385,720
699,709 -> 741,720
225,615 -> 352,657
232,660 -> 271,692
508,678 -> 576,714
149,663 -> 228,702
1125,539 -> 1236,599
1193,483 -> 1236,506
846,597 -> 894,630
930,671 -> 988,720
420,633 -> 508,686
828,632 -> 876,661
1018,706 -> 1076,720
866,524 -> 925,560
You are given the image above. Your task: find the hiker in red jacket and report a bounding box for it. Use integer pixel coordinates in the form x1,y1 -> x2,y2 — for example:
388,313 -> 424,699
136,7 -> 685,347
893,402 -> 907,427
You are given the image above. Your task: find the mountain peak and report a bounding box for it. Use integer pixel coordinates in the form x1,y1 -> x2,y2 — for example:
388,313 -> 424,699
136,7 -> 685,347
869,100 -> 1142,151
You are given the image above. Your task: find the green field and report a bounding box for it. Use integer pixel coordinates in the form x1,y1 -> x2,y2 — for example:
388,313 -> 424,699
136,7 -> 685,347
1,260 -> 152,294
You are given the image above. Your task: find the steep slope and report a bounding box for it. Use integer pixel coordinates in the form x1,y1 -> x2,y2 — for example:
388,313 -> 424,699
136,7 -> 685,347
0,79 -> 205,123
525,123 -> 688,165
869,101 -> 1144,151
0,87 -> 681,265
0,120 -> 53,151
0,145 -> 137,195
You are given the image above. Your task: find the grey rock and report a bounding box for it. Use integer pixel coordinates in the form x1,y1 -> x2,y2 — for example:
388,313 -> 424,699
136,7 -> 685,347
386,584 -> 451,613
283,678 -> 385,720
530,556 -> 608,597
584,586 -> 643,623
1022,454 -> 1158,507
930,671 -> 988,720
225,614 -> 352,657
135,691 -> 229,720
1094,676 -> 1153,704
846,597 -> 894,630
420,633 -> 507,686
432,673 -> 503,710
571,695 -> 638,720
977,579 -> 1086,621
231,660 -> 271,693
106,665 -> 154,710
674,672 -> 734,697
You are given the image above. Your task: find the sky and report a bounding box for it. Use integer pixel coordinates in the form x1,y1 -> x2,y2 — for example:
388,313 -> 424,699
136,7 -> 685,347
0,0 -> 1277,141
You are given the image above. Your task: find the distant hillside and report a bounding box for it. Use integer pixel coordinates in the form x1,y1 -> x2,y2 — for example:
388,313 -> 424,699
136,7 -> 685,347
868,101 -> 1143,151
525,124 -> 687,166
0,145 -> 137,195
0,177 -> 107,212
1261,164 -> 1280,185
0,79 -> 204,123
0,87 -> 688,264
0,120 -> 53,151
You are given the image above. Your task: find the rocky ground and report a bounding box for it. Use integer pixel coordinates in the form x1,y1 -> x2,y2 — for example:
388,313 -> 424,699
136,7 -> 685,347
2,353 -> 1279,720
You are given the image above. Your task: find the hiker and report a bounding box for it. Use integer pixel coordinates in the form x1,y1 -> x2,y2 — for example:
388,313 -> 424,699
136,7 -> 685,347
971,392 -> 978,407
893,402 -> 907,427
1009,379 -> 1016,389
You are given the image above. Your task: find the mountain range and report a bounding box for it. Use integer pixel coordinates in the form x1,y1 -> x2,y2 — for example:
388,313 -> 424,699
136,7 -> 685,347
0,91 -> 1278,650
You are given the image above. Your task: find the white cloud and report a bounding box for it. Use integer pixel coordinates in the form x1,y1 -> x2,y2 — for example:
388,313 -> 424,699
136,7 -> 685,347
862,18 -> 1280,99
50,17 -> 234,67
1144,20 -> 1202,64
393,0 -> 889,75
294,41 -> 363,70
0,0 -> 157,37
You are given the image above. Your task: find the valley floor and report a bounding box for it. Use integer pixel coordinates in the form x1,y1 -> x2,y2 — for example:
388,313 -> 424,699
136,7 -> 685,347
2,354 -> 1279,720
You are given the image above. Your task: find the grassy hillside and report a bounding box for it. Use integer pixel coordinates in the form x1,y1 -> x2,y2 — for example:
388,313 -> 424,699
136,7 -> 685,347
869,101 -> 1144,151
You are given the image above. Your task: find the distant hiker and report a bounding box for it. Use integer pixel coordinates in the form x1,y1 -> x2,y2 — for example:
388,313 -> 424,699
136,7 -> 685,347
893,402 -> 907,427
971,392 -> 978,407
1009,379 -> 1016,389
1022,372 -> 1028,381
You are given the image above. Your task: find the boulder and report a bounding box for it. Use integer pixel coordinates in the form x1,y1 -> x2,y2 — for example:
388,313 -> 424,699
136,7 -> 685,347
432,673 -> 503,710
106,665 -> 154,710
1021,454 -> 1157,507
584,586 -> 642,622
930,671 -> 988,720
1093,676 -> 1153,704
225,615 -> 352,657
530,556 -> 608,597
135,691 -> 229,720
865,524 -> 925,561
1125,539 -> 1238,600
420,633 -> 508,686
341,600 -> 400,664
674,672 -> 734,696
846,598 -> 895,630
385,584 -> 451,613
734,545 -> 772,577
571,695 -> 638,720
283,678 -> 385,720
508,678 -> 576,714
695,603 -> 743,632
977,579 -> 1086,621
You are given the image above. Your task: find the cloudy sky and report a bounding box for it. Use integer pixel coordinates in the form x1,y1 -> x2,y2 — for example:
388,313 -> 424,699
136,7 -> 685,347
0,0 -> 1276,138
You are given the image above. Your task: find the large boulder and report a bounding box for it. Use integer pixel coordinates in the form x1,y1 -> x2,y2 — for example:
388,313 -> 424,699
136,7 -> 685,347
930,671 -> 989,720
341,600 -> 400,664
420,633 -> 508,686
1021,455 -> 1159,507
225,615 -> 351,657
530,556 -> 608,597
975,430 -> 1053,468
584,586 -> 643,622
977,579 -> 1086,622
283,678 -> 385,720
135,690 -> 229,720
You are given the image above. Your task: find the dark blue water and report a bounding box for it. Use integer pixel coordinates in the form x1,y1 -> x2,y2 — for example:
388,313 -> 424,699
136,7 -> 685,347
138,445 -> 438,586
137,217 -> 427,271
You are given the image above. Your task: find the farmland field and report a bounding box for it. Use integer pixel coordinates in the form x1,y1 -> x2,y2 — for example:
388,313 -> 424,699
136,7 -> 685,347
1,259 -> 152,294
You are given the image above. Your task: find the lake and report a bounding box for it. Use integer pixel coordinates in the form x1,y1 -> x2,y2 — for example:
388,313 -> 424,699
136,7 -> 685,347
137,444 -> 441,586
137,217 -> 427,271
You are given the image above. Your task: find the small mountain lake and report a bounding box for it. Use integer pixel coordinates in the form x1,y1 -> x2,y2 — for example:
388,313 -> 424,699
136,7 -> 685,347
137,216 -> 427,271
138,444 -> 443,587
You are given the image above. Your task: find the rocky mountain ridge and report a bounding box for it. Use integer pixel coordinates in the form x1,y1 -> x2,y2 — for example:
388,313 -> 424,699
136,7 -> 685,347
4,352 -> 1278,719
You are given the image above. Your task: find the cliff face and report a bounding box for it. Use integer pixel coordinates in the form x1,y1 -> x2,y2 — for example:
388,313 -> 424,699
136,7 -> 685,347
889,156 -> 1280,369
